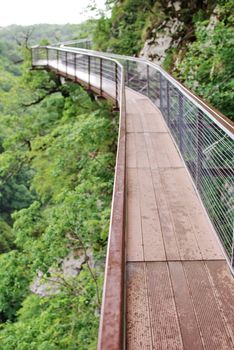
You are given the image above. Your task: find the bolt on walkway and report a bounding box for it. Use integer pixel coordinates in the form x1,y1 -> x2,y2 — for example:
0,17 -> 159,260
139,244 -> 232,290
125,89 -> 234,349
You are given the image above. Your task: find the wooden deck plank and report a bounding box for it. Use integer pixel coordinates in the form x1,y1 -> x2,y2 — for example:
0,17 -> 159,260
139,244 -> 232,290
138,168 -> 166,261
124,91 -> 232,350
127,263 -> 152,350
136,98 -> 159,113
126,99 -> 140,114
184,261 -> 233,350
146,262 -> 183,350
133,113 -> 144,133
206,261 -> 234,344
126,113 -> 135,133
150,133 -> 183,169
126,133 -> 137,168
126,169 -> 144,261
161,167 -> 203,260
171,168 -> 224,260
140,112 -> 168,133
150,133 -> 171,168
162,134 -> 184,168
143,132 -> 160,170
169,262 -> 203,350
135,133 -> 150,169
151,169 -> 181,260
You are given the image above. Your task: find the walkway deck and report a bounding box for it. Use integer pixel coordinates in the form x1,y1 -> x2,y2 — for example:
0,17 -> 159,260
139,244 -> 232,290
32,56 -> 234,349
125,89 -> 234,350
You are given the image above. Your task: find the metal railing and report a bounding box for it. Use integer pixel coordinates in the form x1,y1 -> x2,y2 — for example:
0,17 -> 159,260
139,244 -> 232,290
31,46 -> 122,109
31,44 -> 126,350
31,42 -> 234,349
49,38 -> 92,49
120,56 -> 234,270
62,44 -> 234,271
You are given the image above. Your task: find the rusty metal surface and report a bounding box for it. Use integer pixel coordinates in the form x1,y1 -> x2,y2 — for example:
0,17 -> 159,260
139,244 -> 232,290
169,262 -> 203,350
32,52 -> 127,350
206,261 -> 234,344
184,261 -> 233,349
127,263 -> 152,350
127,261 -> 234,349
137,168 -> 166,261
126,168 -> 144,262
97,84 -> 126,350
145,262 -> 184,350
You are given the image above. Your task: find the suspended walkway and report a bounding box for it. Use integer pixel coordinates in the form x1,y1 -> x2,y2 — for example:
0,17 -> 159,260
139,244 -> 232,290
31,42 -> 234,350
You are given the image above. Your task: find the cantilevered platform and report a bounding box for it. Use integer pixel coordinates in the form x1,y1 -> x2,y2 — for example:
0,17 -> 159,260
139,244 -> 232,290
31,48 -> 234,350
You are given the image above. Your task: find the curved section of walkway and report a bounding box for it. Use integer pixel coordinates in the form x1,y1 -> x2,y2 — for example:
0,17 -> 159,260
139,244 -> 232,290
31,49 -> 234,350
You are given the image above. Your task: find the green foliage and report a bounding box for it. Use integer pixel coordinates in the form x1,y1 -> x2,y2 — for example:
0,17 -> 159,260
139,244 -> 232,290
175,1 -> 234,120
94,0 -> 233,121
0,251 -> 31,322
0,24 -> 117,348
0,220 -> 15,253
0,23 -> 95,49
93,0 -> 152,55
0,269 -> 99,349
1,1 -> 233,347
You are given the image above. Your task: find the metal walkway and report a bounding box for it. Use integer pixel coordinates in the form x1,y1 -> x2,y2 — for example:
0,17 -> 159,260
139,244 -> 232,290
31,44 -> 234,350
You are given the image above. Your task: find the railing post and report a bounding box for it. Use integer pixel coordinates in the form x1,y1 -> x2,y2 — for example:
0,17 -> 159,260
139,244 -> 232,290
166,80 -> 170,125
232,237 -> 234,269
115,63 -> 119,109
65,51 -> 68,77
30,48 -> 34,66
178,93 -> 184,154
100,58 -> 103,96
88,55 -> 91,89
159,73 -> 163,112
196,111 -> 203,191
74,53 -> 77,81
126,60 -> 129,85
46,48 -> 48,66
147,64 -> 150,97
56,50 -> 59,73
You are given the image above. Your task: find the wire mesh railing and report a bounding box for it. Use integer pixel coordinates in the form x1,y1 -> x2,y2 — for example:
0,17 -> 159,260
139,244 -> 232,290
70,46 -> 233,271
121,58 -> 234,269
32,42 -> 234,269
31,42 -> 234,349
159,76 -> 234,263
31,46 -> 123,109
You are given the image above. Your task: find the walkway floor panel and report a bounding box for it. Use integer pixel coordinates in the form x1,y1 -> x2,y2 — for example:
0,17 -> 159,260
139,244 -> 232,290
127,262 -> 234,350
38,63 -> 234,349
125,91 -> 233,349
127,263 -> 152,350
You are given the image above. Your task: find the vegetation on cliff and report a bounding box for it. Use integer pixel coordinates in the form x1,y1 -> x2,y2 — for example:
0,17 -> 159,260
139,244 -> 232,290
0,26 -> 117,349
0,1 -> 233,348
93,0 -> 234,120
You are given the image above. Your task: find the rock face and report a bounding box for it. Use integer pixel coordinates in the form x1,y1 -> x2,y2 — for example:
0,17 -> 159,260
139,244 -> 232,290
140,1 -> 183,64
140,17 -> 183,64
140,0 -> 216,66
30,249 -> 94,297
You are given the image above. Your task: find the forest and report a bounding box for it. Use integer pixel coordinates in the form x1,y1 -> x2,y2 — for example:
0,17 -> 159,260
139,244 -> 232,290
0,0 -> 233,349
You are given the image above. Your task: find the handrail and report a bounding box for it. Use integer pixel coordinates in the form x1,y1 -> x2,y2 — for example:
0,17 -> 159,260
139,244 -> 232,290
60,44 -> 234,272
63,46 -> 234,138
31,44 -> 126,350
31,42 -> 234,349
